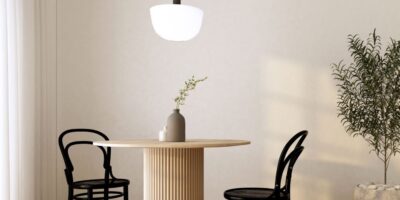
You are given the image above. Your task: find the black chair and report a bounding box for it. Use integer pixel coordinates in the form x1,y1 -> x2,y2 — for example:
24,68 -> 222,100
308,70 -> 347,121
59,129 -> 130,200
224,130 -> 308,200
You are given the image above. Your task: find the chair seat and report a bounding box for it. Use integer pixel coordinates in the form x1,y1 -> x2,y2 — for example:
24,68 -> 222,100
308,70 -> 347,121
224,188 -> 288,200
72,178 -> 130,189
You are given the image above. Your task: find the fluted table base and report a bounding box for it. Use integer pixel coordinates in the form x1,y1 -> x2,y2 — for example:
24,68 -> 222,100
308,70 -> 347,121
143,148 -> 204,200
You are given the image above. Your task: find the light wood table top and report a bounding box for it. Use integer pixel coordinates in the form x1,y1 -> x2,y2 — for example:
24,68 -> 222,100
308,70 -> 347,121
93,139 -> 250,148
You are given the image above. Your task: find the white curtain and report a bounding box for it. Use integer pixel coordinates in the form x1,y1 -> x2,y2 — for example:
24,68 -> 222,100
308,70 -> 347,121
0,0 -> 40,199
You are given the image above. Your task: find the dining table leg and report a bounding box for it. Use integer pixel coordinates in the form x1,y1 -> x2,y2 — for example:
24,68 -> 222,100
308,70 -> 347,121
143,148 -> 204,200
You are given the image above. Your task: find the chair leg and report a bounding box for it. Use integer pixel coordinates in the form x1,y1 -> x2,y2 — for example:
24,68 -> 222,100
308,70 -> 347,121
68,187 -> 73,200
87,189 -> 93,200
104,187 -> 109,200
123,185 -> 129,200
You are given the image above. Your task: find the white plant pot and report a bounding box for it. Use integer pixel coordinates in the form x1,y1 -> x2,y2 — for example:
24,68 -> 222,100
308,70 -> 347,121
354,183 -> 400,200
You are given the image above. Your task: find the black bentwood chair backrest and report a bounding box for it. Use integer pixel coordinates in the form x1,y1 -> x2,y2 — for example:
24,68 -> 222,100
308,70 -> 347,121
59,129 -> 112,184
273,130 -> 308,197
59,129 -> 120,199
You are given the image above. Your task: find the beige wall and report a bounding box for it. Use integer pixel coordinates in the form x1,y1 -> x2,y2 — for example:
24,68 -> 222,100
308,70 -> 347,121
55,0 -> 400,199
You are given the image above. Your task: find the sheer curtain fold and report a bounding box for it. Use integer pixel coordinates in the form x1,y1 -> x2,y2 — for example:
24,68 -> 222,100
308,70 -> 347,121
1,0 -> 40,199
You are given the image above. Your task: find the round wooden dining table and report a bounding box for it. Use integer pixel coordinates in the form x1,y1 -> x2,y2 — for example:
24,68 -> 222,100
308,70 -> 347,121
94,139 -> 250,200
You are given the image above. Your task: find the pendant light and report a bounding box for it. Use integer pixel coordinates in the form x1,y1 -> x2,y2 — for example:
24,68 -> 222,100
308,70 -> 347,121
150,0 -> 203,41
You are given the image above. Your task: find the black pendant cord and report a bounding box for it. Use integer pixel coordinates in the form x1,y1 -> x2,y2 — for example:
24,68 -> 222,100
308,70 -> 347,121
173,0 -> 181,4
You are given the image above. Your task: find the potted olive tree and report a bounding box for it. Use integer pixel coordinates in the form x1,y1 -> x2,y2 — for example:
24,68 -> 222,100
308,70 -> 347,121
332,30 -> 400,200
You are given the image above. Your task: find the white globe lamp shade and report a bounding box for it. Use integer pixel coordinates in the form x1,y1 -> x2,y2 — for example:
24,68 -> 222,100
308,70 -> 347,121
150,4 -> 203,41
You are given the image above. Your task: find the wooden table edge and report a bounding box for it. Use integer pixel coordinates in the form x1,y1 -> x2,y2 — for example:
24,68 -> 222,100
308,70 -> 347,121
93,139 -> 251,148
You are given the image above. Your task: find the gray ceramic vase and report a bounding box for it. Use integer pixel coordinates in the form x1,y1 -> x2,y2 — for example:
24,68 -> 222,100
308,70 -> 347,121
166,109 -> 185,142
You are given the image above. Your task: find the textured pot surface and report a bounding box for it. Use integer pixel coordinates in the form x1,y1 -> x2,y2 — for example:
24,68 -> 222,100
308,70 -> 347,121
166,109 -> 185,142
354,184 -> 400,200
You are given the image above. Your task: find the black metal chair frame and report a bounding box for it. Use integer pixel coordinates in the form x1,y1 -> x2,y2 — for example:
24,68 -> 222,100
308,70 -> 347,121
59,129 -> 129,200
224,130 -> 308,200
273,130 -> 307,197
